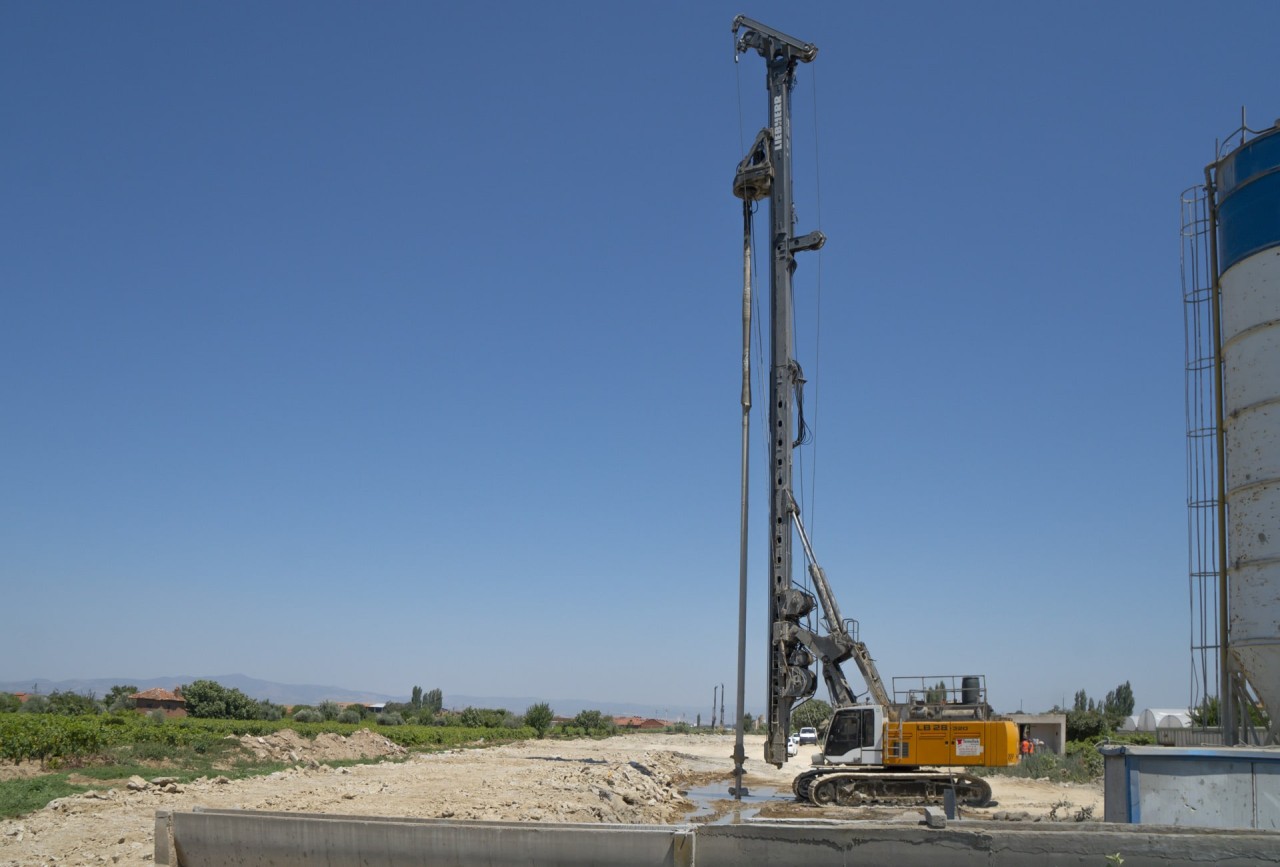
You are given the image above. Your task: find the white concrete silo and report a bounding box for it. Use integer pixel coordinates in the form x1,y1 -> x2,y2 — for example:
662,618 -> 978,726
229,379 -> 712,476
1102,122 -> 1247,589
1215,125 -> 1280,724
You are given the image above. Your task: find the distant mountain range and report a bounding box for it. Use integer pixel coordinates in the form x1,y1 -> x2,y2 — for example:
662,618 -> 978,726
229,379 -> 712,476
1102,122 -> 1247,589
2,674 -> 394,707
0,674 -> 708,721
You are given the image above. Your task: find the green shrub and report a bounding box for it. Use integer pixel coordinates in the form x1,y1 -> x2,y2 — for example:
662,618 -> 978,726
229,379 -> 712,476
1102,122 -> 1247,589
104,686 -> 138,712
181,680 -> 262,720
1064,740 -> 1105,780
256,701 -> 284,721
569,710 -> 615,736
46,691 -> 102,716
791,699 -> 832,731
377,712 -> 405,726
459,707 -> 513,728
337,710 -> 362,724
523,703 -> 554,738
980,743 -> 1102,783
293,709 -> 323,723
1065,709 -> 1108,742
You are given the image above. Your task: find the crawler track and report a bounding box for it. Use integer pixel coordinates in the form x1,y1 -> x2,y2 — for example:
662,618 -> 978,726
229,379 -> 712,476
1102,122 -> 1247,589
793,767 -> 993,807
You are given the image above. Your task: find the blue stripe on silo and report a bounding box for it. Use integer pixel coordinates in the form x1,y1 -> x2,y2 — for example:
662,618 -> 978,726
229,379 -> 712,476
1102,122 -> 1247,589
1218,168 -> 1280,272
1218,129 -> 1280,196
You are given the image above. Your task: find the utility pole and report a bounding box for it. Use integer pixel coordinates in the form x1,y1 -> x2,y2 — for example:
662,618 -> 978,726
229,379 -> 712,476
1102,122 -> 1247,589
710,685 -> 718,730
732,14 -> 824,771
720,682 -> 726,733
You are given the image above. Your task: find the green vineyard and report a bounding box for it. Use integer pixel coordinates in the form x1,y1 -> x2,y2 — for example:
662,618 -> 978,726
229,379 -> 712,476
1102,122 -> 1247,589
0,713 -> 535,767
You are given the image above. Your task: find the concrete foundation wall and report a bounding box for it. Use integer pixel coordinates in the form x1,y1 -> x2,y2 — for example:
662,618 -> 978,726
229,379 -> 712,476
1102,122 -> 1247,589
157,809 -> 692,867
697,822 -> 1280,866
157,809 -> 1280,866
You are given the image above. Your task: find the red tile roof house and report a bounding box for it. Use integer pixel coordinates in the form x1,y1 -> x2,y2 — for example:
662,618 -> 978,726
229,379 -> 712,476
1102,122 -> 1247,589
615,717 -> 669,730
130,687 -> 187,718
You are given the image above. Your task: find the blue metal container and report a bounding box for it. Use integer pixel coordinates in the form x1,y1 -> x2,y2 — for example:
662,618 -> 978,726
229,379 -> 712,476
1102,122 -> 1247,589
1101,744 -> 1280,828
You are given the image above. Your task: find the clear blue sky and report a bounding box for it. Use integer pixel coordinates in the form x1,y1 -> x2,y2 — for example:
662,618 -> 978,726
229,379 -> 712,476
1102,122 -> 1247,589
2,1 -> 1277,718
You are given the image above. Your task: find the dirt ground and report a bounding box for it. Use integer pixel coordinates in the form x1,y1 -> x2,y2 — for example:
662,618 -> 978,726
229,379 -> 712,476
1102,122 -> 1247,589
0,732 -> 1102,866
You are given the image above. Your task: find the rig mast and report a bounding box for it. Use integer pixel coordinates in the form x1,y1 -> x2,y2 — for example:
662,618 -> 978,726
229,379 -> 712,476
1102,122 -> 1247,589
732,16 -> 825,767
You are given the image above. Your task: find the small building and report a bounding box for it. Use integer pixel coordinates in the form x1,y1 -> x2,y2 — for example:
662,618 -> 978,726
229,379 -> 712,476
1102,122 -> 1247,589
1006,713 -> 1066,755
131,687 -> 187,718
614,716 -> 668,730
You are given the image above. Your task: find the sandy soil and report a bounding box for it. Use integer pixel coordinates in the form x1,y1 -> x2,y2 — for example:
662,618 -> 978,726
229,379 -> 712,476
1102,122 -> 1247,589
0,732 -> 1102,866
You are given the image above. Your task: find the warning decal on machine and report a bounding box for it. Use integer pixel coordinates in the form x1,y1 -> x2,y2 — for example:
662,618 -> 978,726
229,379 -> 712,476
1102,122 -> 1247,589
955,738 -> 983,757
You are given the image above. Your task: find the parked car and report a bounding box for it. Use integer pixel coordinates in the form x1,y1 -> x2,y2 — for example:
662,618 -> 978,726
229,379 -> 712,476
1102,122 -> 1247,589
799,726 -> 818,745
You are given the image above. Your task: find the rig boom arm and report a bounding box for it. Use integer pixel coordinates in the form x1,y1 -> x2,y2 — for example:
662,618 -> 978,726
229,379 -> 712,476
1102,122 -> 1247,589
790,504 -> 892,711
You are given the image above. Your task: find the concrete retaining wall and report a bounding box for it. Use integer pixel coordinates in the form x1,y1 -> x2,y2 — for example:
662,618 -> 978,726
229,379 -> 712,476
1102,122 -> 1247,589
156,809 -> 692,866
157,809 -> 1280,866
696,821 -> 1280,866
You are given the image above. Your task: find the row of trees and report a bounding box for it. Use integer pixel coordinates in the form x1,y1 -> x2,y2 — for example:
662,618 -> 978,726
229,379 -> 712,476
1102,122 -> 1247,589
0,686 -> 142,716
2,682 -> 618,741
1052,681 -> 1135,741
0,682 -> 286,720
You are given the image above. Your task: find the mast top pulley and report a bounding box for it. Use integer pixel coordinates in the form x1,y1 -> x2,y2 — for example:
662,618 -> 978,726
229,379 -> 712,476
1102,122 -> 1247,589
732,16 -> 818,64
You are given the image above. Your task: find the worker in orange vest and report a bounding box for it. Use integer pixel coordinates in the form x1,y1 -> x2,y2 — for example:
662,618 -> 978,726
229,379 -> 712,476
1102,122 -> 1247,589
1020,736 -> 1032,759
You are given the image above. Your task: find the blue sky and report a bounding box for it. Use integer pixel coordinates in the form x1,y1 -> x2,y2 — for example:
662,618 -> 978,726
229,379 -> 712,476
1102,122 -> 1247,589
2,1 -> 1278,718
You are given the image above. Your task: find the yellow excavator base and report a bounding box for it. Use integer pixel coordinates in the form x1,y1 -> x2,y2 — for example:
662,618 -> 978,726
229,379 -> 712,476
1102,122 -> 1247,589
882,719 -> 1019,768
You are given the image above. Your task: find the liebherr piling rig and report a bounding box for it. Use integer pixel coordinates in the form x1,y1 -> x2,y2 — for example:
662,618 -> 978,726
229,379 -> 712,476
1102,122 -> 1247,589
731,15 -> 1018,808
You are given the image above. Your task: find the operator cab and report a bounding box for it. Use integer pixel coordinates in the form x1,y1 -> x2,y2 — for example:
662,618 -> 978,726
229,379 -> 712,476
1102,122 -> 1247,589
818,705 -> 884,766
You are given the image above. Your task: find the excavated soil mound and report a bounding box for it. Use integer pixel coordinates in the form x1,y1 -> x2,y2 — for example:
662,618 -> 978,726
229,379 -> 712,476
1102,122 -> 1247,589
237,727 -> 407,763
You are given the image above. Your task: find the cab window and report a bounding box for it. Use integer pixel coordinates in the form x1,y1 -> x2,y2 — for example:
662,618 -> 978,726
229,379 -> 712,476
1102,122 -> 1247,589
825,708 -> 874,755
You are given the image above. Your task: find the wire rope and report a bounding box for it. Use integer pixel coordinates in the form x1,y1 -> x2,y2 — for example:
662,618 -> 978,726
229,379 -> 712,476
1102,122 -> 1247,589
808,61 -> 825,542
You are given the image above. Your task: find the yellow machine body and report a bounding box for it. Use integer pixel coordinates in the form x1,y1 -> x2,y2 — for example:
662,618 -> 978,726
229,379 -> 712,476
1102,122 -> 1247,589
882,719 -> 1019,768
